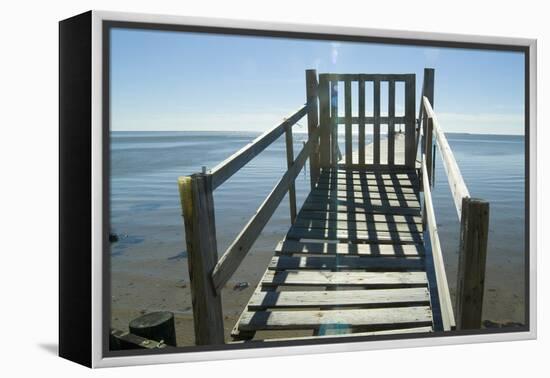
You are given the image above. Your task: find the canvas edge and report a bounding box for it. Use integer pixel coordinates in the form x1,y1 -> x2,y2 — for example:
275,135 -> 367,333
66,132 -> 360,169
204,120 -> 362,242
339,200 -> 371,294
89,10 -> 537,368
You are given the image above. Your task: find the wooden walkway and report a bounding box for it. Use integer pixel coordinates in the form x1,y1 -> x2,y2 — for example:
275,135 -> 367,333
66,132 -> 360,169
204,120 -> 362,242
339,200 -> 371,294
232,137 -> 437,340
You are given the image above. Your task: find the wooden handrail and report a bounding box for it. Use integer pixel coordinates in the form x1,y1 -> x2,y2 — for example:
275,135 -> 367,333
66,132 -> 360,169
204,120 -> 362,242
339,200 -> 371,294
210,103 -> 310,190
421,158 -> 456,331
422,96 -> 470,218
211,127 -> 321,293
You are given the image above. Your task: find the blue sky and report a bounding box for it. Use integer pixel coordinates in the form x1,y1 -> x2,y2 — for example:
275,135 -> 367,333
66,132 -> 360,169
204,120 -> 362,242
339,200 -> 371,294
110,28 -> 525,135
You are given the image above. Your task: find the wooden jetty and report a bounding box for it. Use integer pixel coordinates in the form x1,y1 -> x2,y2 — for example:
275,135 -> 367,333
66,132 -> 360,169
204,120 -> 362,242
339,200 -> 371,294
178,69 -> 490,345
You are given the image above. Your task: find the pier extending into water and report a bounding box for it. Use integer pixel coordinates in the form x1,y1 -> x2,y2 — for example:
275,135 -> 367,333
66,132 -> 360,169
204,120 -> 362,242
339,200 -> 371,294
178,69 -> 489,345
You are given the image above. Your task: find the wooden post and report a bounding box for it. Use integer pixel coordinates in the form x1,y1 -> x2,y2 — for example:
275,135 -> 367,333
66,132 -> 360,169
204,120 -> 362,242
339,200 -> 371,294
344,80 -> 352,166
178,174 -> 225,345
421,68 -> 435,156
330,80 -> 339,167
285,125 -> 297,223
456,197 -> 490,329
388,79 -> 396,166
425,117 -> 434,186
358,77 -> 366,166
404,75 -> 416,168
129,311 -> 177,346
373,79 -> 381,166
318,75 -> 330,168
305,69 -> 320,189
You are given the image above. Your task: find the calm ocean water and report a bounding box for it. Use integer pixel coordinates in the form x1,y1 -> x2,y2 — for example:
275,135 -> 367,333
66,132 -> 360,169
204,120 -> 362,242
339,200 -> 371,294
110,131 -> 526,322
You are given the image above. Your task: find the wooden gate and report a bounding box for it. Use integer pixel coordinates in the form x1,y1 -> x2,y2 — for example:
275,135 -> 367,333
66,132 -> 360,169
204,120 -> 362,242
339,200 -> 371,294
318,74 -> 416,168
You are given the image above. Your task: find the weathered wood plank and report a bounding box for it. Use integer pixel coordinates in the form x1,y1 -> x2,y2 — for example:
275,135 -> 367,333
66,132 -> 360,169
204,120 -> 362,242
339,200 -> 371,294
262,270 -> 428,287
422,160 -> 455,331
330,80 -> 339,166
285,126 -> 297,223
238,306 -> 433,331
211,128 -> 320,293
388,79 -> 395,165
268,255 -> 425,271
423,96 -> 470,218
248,288 -> 430,310
315,183 -> 417,195
336,116 -> 407,124
254,326 -> 433,341
373,79 -> 381,166
319,75 -> 331,167
306,69 -> 320,188
292,218 -> 423,233
287,227 -> 423,244
304,196 -> 421,209
300,201 -> 422,216
405,75 -> 416,168
295,211 -> 422,225
275,240 -> 425,256
308,189 -> 419,201
323,73 -> 413,82
359,79 -> 366,165
345,80 -> 352,166
210,105 -> 308,189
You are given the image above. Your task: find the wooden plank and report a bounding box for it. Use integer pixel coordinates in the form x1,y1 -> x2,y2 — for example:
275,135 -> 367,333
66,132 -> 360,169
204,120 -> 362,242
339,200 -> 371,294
268,255 -> 425,271
388,79 -> 395,165
316,176 -> 419,188
292,218 -> 423,233
336,116 -> 407,124
359,78 -> 366,165
238,306 -> 433,331
405,75 -> 416,168
211,128 -> 320,293
177,174 -> 225,345
287,227 -> 423,244
295,211 -> 422,225
315,183 -> 417,195
275,240 -> 425,256
306,69 -> 320,188
210,105 -> 308,189
330,80 -> 339,166
319,75 -> 331,167
308,189 -> 419,201
285,126 -> 297,223
262,270 -> 427,287
373,79 -> 381,166
304,196 -> 421,209
345,80 -> 352,166
323,73 -> 414,82
423,96 -> 470,218
321,169 -> 418,178
422,160 -> 455,331
254,326 -> 433,341
248,288 -> 430,310
456,197 -> 489,330
300,201 -> 422,216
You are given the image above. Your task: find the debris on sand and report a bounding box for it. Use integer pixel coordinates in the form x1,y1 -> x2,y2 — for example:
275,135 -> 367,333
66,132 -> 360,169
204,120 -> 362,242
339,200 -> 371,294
233,282 -> 249,291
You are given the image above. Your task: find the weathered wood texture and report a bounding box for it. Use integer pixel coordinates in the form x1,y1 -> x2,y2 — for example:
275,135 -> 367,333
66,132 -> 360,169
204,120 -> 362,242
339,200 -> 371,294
456,197 -> 490,329
422,160 -> 455,331
306,69 -> 320,189
285,126 -> 297,223
423,96 -> 470,218
178,174 -> 225,344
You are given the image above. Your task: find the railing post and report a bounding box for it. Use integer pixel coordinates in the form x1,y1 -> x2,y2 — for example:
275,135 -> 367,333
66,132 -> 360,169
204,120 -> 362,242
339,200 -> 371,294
178,173 -> 225,345
422,117 -> 434,229
330,80 -> 339,168
318,75 -> 330,168
285,125 -> 297,223
456,197 -> 490,329
420,68 -> 435,156
306,69 -> 320,188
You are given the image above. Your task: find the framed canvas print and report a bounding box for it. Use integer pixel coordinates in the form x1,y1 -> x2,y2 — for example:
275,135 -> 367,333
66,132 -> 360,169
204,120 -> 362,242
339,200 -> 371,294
59,10 -> 537,368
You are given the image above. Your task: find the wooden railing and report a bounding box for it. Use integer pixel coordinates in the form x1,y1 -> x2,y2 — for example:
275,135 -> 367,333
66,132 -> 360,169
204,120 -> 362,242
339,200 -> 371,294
177,69 -> 320,344
419,70 -> 490,330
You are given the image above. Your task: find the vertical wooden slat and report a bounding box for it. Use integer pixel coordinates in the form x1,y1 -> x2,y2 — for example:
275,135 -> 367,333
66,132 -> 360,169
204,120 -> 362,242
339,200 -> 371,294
358,78 -> 366,166
456,197 -> 490,329
285,126 -> 297,223
373,79 -> 381,166
178,174 -> 225,345
318,75 -> 330,168
425,117 -> 434,186
404,75 -> 416,168
344,80 -> 352,166
420,68 -> 435,157
305,69 -> 320,188
330,80 -> 339,167
388,79 -> 396,166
